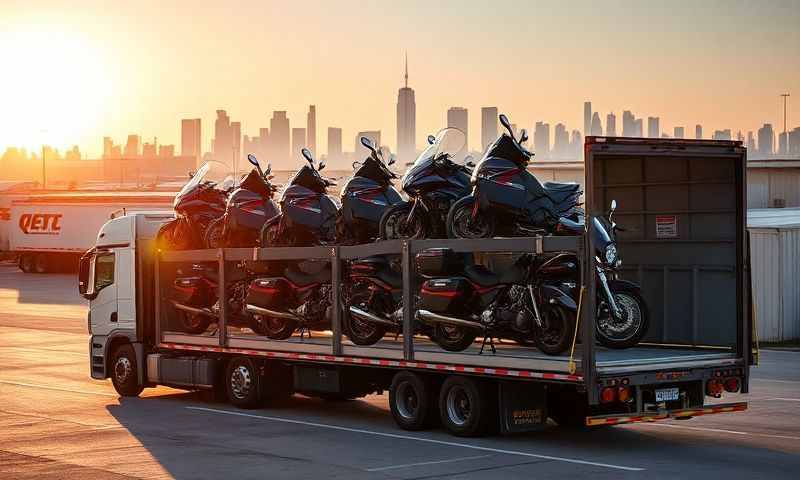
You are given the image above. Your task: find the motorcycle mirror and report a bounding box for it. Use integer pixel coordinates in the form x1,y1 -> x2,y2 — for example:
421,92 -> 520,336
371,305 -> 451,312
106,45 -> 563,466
318,160 -> 326,171
427,135 -> 435,145
520,129 -> 529,144
247,153 -> 259,167
265,163 -> 271,175
610,199 -> 617,211
302,148 -> 314,165
388,154 -> 396,166
466,161 -> 476,168
360,136 -> 376,152
352,160 -> 362,170
499,114 -> 514,138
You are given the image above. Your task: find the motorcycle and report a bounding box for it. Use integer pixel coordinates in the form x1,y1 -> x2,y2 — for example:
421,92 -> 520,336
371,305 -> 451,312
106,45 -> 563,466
169,263 -> 258,335
446,113 -> 582,239
261,148 -> 339,247
380,128 -> 472,239
207,154 -> 279,248
544,200 -> 649,349
156,161 -> 235,250
337,137 -> 403,245
414,248 -> 576,354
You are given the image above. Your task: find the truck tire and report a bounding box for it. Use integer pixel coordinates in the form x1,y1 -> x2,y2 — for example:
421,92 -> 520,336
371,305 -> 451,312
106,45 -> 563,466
110,344 -> 144,397
33,254 -> 49,274
438,376 -> 495,437
389,371 -> 438,430
18,254 -> 34,273
226,357 -> 262,409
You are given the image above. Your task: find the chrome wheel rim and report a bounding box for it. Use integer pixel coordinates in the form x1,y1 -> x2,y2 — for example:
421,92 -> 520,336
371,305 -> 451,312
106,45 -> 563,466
395,381 -> 419,420
114,357 -> 132,384
230,365 -> 252,400
452,204 -> 490,239
385,210 -> 422,240
446,386 -> 471,427
598,293 -> 642,341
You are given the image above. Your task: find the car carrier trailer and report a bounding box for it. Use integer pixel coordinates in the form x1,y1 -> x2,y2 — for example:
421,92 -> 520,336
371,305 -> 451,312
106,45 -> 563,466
82,137 -> 753,435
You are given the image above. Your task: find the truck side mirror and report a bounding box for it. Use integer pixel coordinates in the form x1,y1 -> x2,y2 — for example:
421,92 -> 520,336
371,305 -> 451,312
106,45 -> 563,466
79,254 -> 98,300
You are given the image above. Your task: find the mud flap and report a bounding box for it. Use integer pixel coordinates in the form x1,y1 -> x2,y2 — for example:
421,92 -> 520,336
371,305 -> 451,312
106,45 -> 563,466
498,381 -> 548,433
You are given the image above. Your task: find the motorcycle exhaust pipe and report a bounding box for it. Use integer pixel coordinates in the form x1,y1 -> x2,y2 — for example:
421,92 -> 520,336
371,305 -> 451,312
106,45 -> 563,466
416,309 -> 485,331
348,306 -> 397,328
170,300 -> 218,318
245,304 -> 299,320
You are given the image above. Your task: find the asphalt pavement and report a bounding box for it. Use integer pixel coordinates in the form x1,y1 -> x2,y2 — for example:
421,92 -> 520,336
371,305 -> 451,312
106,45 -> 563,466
0,264 -> 798,479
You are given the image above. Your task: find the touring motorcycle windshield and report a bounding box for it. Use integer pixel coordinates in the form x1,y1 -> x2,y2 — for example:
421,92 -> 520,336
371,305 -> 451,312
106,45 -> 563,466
403,128 -> 467,186
176,161 -> 235,200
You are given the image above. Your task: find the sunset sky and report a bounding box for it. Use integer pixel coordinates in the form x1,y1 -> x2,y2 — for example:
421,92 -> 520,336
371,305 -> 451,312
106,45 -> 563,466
1,0 -> 798,161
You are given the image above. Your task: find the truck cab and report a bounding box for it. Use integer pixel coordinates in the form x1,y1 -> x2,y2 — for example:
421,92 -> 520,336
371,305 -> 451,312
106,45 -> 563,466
79,212 -> 172,391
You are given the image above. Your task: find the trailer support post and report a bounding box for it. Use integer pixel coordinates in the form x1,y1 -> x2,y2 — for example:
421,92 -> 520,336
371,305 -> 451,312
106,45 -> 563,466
402,240 -> 414,361
330,246 -> 342,356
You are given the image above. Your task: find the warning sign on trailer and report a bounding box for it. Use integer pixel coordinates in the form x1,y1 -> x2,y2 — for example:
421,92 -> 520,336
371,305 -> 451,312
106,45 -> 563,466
656,216 -> 678,238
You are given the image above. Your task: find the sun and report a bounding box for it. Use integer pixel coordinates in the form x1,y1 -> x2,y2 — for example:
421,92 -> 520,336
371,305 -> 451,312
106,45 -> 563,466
0,27 -> 115,153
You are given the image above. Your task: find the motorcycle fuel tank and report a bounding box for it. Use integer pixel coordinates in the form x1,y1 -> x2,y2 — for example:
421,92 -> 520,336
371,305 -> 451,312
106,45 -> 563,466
341,176 -> 403,224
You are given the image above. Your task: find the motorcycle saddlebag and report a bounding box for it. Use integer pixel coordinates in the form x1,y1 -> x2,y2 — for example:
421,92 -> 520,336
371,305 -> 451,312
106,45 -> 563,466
419,277 -> 472,312
172,277 -> 213,306
416,248 -> 462,277
246,277 -> 293,308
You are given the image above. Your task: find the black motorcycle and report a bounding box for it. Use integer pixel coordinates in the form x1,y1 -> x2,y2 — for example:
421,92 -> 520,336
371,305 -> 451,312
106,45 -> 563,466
545,200 -> 649,349
447,114 -> 582,239
156,161 -> 235,250
337,137 -> 403,245
261,148 -> 339,247
244,262 -> 333,339
380,128 -> 472,239
206,154 -> 279,248
414,248 -> 576,354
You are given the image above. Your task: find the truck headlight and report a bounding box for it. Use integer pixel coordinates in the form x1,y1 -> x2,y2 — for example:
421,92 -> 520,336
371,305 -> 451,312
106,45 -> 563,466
605,244 -> 617,265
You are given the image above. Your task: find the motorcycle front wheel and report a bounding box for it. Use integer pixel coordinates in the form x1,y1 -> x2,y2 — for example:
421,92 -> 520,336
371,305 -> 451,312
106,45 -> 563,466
379,204 -> 427,240
596,288 -> 649,349
432,324 -> 477,352
446,197 -> 495,239
204,218 -> 225,248
533,304 -> 574,355
177,311 -> 212,335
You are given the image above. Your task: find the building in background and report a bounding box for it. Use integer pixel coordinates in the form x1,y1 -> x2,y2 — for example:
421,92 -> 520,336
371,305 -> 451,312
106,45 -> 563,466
713,129 -> 732,141
270,111 -> 290,167
622,111 -> 635,137
396,56 -> 415,164
789,127 -> 800,155
758,123 -> 774,157
634,118 -> 643,137
213,110 -> 231,163
606,113 -> 616,137
570,130 -> 583,158
230,121 -> 241,166
181,118 -> 202,167
647,117 -> 660,138
291,128 -> 306,162
590,112 -> 602,136
583,101 -> 592,138
447,107 -> 468,149
747,131 -> 756,151
673,126 -> 685,139
307,105 -> 316,155
481,107 -> 498,153
327,127 -> 342,164
696,124 -> 703,139
553,123 -> 569,158
124,135 -> 141,158
534,122 -> 550,158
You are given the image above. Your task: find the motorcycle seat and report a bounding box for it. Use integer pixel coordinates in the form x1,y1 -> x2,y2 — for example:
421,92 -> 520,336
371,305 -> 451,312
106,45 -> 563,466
285,265 -> 332,286
464,264 -> 525,287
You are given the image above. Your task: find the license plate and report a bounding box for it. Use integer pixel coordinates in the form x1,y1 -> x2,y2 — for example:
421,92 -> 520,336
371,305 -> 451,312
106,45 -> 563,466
655,387 -> 680,402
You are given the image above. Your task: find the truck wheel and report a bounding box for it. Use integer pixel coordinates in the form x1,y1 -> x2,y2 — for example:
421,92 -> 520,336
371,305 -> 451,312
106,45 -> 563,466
33,254 -> 49,274
19,254 -> 34,273
439,376 -> 495,437
110,344 -> 144,397
226,357 -> 262,409
390,371 -> 438,430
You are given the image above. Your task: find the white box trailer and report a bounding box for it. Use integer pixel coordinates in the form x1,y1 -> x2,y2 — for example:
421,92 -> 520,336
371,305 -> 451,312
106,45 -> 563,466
9,192 -> 174,273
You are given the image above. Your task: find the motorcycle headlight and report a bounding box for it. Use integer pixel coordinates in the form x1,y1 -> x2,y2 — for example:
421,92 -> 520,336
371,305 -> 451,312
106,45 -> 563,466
605,244 -> 617,265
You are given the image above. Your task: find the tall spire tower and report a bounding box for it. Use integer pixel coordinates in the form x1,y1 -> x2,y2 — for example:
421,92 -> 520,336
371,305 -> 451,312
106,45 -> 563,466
396,53 -> 416,163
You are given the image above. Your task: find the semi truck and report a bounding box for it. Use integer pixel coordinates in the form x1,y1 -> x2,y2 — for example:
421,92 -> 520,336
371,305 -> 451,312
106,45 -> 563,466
81,137 -> 753,435
5,192 -> 174,273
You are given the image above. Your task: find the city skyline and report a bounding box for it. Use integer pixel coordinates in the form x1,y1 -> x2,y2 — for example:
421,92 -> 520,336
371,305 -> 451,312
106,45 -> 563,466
1,0 -> 797,161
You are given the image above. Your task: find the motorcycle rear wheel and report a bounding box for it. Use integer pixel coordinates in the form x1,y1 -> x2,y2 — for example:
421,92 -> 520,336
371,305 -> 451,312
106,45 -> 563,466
345,292 -> 389,346
250,314 -> 296,340
432,324 -> 477,352
178,311 -> 212,335
447,197 -> 495,239
533,304 -> 573,355
380,204 -> 427,240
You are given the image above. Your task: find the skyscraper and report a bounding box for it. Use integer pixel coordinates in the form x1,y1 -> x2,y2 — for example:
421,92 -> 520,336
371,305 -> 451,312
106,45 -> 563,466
757,123 -> 774,157
270,111 -> 290,167
622,111 -> 635,137
778,132 -> 788,155
307,105 -> 316,155
124,135 -> 140,158
570,130 -> 583,159
534,122 -> 550,158
481,107 -> 498,152
327,127 -> 342,162
788,127 -> 800,155
230,121 -> 241,166
647,117 -> 660,138
747,131 -> 756,151
606,113 -> 616,137
291,128 -> 306,161
673,126 -> 685,139
634,118 -> 643,137
213,110 -> 231,162
583,101 -> 592,138
695,124 -> 703,140
103,137 -> 113,159
447,107 -> 469,148
590,112 -> 603,136
712,129 -> 732,141
181,118 -> 202,167
396,54 -> 416,163
553,123 -> 569,158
